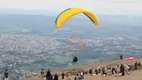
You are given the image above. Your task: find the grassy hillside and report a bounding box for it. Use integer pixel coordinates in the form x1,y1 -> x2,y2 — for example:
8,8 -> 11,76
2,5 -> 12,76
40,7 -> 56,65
25,59 -> 142,80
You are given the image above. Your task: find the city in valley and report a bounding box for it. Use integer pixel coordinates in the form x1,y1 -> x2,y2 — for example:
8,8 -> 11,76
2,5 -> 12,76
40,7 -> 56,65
0,33 -> 142,79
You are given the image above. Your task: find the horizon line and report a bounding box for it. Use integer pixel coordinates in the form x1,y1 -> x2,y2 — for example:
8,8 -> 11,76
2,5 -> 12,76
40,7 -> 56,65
0,8 -> 142,17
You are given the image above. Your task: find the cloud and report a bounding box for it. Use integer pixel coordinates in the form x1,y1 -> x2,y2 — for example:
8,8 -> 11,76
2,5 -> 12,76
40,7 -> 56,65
100,0 -> 141,3
0,0 -> 142,15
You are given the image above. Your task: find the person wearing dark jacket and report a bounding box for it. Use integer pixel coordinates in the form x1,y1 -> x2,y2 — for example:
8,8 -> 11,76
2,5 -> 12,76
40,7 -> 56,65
74,77 -> 76,80
120,55 -> 123,60
111,67 -> 115,74
46,69 -> 51,80
4,69 -> 8,80
138,62 -> 141,68
95,68 -> 98,75
98,68 -> 101,73
83,71 -> 85,75
61,72 -> 65,80
54,74 -> 58,80
85,71 -> 88,74
50,74 -> 53,80
135,62 -> 138,70
89,69 -> 92,76
120,64 -> 125,76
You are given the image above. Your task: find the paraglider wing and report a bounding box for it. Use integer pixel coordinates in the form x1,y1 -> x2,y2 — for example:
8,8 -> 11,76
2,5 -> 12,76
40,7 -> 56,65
68,35 -> 80,48
81,42 -> 84,51
55,8 -> 98,29
67,35 -> 84,54
125,57 -> 136,61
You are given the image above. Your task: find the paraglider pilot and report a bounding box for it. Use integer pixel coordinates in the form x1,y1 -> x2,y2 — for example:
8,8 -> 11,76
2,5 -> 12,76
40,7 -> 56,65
72,56 -> 78,63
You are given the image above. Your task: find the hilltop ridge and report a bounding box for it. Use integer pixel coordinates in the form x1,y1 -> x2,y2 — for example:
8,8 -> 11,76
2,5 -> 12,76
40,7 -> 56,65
25,58 -> 142,80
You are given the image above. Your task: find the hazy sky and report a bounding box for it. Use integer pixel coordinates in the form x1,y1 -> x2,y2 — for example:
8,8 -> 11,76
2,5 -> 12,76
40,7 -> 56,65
0,0 -> 142,15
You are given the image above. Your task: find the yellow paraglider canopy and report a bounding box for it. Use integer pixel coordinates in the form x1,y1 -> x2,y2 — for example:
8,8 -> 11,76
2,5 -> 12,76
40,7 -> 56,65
55,8 -> 98,29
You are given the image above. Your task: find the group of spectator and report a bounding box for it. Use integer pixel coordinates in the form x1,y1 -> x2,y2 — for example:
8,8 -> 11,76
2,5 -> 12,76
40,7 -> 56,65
40,69 -> 58,80
40,61 -> 141,80
73,61 -> 141,79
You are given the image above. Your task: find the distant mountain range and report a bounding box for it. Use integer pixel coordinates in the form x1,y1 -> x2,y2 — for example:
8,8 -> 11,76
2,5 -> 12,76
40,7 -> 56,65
0,14 -> 141,37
